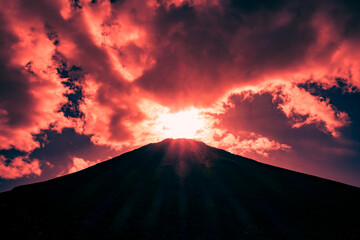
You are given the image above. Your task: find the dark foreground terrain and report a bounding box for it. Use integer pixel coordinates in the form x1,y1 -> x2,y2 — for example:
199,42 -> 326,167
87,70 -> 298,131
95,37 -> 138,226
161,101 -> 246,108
1,139 -> 360,239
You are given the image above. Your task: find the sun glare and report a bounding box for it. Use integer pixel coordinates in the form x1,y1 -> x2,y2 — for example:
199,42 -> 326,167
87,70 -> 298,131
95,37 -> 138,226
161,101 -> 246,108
157,109 -> 205,139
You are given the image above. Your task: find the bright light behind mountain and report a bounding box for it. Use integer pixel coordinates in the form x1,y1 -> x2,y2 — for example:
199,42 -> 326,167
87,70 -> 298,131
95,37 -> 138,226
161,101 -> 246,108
157,109 -> 205,139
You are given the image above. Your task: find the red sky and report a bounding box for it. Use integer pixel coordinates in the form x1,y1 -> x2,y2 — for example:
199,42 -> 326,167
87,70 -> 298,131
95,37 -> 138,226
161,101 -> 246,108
1,0 -> 360,191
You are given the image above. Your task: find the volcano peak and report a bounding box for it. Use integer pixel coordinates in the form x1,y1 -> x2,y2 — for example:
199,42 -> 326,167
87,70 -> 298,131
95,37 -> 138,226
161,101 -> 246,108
1,140 -> 360,239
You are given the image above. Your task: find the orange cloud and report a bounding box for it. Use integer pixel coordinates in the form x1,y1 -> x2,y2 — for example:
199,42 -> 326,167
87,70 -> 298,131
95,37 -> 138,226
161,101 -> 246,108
0,5 -> 71,151
0,156 -> 41,179
270,81 -> 350,137
67,157 -> 101,174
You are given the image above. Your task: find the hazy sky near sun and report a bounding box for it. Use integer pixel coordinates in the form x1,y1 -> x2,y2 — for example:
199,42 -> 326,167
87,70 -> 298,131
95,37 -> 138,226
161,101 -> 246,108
0,0 -> 360,191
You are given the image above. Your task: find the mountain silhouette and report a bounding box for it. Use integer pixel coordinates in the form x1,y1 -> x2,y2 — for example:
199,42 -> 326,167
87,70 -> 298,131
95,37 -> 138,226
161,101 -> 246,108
1,138 -> 360,239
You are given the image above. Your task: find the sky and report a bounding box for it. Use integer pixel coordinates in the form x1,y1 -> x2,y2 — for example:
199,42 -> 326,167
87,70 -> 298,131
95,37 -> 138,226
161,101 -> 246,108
0,0 -> 360,192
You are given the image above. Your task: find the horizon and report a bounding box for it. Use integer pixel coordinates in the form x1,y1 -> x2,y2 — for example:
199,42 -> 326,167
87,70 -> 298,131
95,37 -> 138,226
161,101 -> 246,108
2,133 -> 360,240
2,138 -> 359,193
1,0 -> 360,192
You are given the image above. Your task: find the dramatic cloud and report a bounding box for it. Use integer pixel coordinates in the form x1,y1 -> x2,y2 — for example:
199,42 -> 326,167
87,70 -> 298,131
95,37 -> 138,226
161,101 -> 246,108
66,156 -> 101,174
212,132 -> 292,157
0,4 -> 73,152
272,82 -> 350,137
0,155 -> 41,179
0,0 -> 360,189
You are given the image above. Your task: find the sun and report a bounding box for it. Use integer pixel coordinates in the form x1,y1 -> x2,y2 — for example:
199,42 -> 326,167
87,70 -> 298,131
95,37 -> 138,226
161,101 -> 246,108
157,109 -> 205,139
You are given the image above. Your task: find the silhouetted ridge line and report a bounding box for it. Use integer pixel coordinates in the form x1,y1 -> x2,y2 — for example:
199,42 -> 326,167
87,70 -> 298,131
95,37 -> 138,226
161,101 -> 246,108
0,139 -> 359,240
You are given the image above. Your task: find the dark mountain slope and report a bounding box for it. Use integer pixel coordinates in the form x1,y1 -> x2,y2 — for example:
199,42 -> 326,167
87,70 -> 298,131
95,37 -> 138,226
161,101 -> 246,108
1,138 -> 360,240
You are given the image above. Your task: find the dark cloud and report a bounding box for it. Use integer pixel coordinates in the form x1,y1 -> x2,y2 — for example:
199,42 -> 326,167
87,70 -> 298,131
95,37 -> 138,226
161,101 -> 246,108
134,0 -> 339,108
0,148 -> 27,162
30,128 -> 119,171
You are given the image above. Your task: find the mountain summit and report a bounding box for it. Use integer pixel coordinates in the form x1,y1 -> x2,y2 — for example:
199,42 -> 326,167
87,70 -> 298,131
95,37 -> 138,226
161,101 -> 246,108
1,139 -> 360,239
